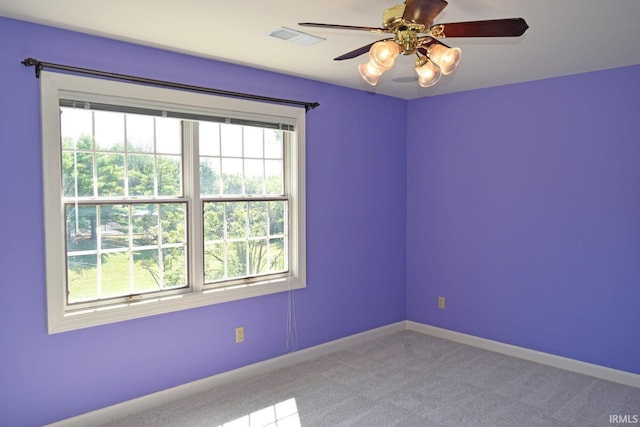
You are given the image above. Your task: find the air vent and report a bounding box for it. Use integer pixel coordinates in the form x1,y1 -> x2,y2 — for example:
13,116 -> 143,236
266,27 -> 325,46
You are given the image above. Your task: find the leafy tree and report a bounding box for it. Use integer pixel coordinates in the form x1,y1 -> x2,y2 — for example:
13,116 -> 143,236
62,114 -> 285,300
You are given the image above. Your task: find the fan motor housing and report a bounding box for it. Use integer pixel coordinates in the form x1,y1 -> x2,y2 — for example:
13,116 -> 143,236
383,4 -> 427,33
382,4 -> 406,28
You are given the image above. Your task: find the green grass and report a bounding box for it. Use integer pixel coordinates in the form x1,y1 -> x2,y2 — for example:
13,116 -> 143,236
67,252 -> 161,302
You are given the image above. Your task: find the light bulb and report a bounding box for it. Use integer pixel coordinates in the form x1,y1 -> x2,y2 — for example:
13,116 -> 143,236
428,44 -> 461,75
415,59 -> 442,88
369,41 -> 400,71
359,61 -> 383,86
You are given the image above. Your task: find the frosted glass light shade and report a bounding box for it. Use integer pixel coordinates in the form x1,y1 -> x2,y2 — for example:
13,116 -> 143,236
359,62 -> 383,86
369,41 -> 400,71
416,60 -> 442,88
429,44 -> 461,75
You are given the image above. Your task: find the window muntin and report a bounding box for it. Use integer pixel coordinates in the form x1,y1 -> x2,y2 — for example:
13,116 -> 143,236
41,72 -> 306,333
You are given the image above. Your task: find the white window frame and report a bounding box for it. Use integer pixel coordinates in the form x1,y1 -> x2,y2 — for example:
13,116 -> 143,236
40,71 -> 306,333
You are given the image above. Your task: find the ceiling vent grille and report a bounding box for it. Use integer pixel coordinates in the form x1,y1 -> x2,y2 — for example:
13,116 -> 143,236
266,27 -> 325,46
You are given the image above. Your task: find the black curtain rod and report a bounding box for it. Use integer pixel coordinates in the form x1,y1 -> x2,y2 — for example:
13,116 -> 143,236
22,57 -> 320,112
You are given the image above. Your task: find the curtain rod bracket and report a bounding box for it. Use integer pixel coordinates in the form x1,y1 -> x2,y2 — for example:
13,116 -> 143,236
306,102 -> 320,112
21,57 -> 320,111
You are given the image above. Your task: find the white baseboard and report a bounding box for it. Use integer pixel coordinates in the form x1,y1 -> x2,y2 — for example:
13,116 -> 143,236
45,320 -> 640,426
45,321 -> 405,427
405,320 -> 640,389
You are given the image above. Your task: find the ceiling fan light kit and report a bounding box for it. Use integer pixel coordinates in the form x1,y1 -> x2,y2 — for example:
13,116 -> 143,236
415,56 -> 441,88
428,44 -> 461,75
299,0 -> 528,89
358,62 -> 384,86
358,40 -> 400,86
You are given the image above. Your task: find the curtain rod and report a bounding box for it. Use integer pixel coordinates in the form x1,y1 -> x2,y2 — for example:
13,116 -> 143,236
21,57 -> 320,112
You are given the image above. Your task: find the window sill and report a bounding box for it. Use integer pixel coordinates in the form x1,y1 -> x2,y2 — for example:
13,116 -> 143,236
48,278 -> 304,334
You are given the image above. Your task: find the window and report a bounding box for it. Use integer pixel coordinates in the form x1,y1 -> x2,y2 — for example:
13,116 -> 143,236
41,72 -> 305,333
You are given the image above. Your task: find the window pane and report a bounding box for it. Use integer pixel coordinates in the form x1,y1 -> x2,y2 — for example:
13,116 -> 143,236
157,155 -> 182,196
243,127 -> 264,158
264,130 -> 283,159
94,111 -> 124,151
200,157 -> 221,196
204,202 -> 225,241
132,204 -> 158,247
243,159 -> 264,195
62,152 -> 94,198
249,202 -> 267,237
249,239 -> 268,275
128,154 -> 155,196
60,108 -> 92,150
66,205 -> 98,251
161,204 -> 186,244
265,160 -> 283,195
226,202 -> 247,239
227,241 -> 247,279
220,124 -> 243,157
204,242 -> 225,282
269,238 -> 287,272
221,158 -> 243,195
100,252 -> 131,299
67,254 -> 98,303
162,247 -> 187,287
156,117 -> 182,154
199,122 -> 220,156
132,249 -> 160,292
269,201 -> 286,236
126,114 -> 154,152
96,153 -> 125,197
100,205 -> 129,250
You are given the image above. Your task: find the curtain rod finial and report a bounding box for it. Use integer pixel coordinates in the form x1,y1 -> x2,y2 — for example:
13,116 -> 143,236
21,57 -> 37,66
22,57 -> 43,78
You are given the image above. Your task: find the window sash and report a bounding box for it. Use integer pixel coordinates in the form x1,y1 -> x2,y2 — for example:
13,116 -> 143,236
64,200 -> 190,310
202,198 -> 289,287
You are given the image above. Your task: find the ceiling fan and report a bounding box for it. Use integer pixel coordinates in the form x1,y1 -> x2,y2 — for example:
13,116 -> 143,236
299,0 -> 529,87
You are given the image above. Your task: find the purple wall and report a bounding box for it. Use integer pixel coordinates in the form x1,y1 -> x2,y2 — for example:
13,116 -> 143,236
2,14 -> 638,427
407,66 -> 640,375
0,18 -> 406,426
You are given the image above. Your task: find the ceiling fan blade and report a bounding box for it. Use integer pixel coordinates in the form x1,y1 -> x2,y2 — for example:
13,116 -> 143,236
299,22 -> 388,34
333,41 -> 380,61
402,0 -> 448,26
432,18 -> 529,38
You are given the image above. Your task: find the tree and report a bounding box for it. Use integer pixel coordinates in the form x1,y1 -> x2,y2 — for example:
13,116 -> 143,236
62,113 -> 285,300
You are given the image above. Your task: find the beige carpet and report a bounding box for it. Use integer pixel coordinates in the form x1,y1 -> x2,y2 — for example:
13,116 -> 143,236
100,330 -> 640,426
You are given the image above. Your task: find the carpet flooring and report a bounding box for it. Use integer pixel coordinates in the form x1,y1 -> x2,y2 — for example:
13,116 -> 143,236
100,330 -> 640,426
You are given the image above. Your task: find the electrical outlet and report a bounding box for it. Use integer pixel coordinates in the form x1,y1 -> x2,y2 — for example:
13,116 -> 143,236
438,296 -> 445,309
235,326 -> 244,343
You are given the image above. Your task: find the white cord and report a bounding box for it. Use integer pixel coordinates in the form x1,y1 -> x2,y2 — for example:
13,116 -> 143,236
285,288 -> 299,353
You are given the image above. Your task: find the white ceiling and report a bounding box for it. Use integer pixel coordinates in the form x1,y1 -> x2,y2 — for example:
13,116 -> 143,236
2,0 -> 639,100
